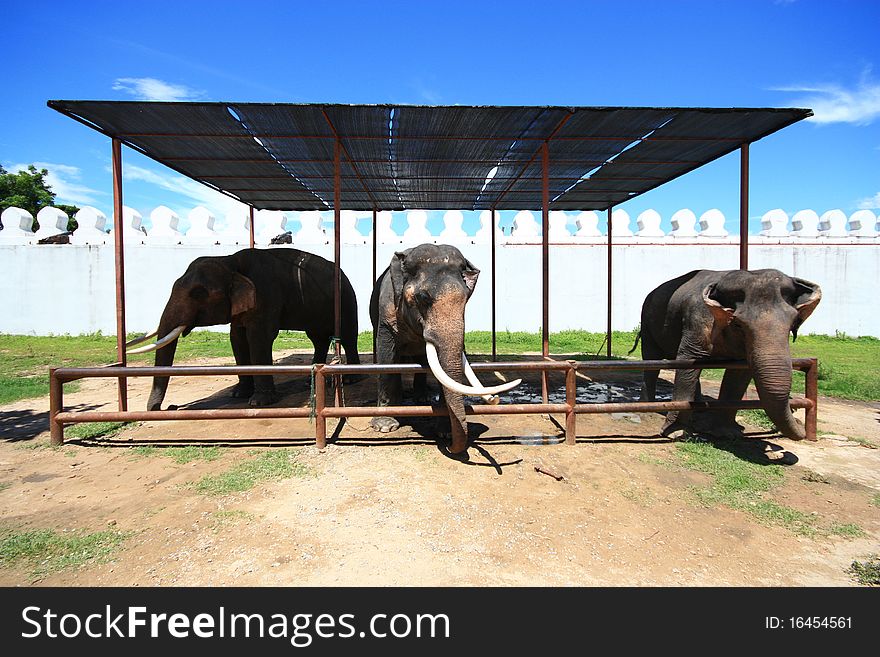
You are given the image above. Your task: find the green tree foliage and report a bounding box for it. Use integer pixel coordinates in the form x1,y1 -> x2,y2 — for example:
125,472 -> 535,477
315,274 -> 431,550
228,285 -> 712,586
0,165 -> 79,232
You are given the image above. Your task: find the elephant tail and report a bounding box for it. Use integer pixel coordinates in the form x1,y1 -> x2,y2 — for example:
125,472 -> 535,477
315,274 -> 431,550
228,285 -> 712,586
627,329 -> 641,355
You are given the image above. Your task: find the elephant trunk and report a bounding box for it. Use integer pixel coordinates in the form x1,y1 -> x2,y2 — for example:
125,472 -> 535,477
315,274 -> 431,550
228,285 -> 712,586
146,314 -> 185,411
748,335 -> 804,440
425,317 -> 469,454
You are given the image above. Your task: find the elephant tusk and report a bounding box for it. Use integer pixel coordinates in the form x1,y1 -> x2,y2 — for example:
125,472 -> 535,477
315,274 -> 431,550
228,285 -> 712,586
126,325 -> 187,355
125,327 -> 159,348
425,342 -> 521,397
461,353 -> 504,404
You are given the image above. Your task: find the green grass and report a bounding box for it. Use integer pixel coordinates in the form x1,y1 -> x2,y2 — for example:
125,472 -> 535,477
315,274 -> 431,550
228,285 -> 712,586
192,449 -> 310,496
210,509 -> 254,527
792,334 -> 880,400
0,482 -> 10,493
129,446 -> 159,459
847,555 -> 880,586
127,445 -> 224,464
828,523 -> 866,538
674,441 -> 817,536
0,526 -> 129,576
1,330 -> 877,405
872,494 -> 880,508
166,446 -> 224,464
737,409 -> 776,431
464,329 -> 639,357
65,421 -> 133,441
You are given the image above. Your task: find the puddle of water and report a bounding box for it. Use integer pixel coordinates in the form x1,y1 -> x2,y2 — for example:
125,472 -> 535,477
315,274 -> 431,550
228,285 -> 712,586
501,380 -> 671,405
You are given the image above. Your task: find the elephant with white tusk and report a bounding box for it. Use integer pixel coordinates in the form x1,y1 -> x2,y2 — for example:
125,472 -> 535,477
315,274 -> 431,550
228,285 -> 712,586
632,268 -> 821,440
130,247 -> 360,411
369,243 -> 521,456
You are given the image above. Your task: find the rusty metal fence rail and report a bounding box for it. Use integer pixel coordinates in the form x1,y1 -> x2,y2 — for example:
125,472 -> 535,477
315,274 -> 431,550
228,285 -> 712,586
49,358 -> 818,447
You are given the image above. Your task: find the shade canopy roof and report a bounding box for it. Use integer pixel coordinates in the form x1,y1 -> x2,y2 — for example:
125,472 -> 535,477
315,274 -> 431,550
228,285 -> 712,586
48,101 -> 811,212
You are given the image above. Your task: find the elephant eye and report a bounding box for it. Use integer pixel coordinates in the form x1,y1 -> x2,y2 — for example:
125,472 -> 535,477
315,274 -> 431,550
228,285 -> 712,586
416,290 -> 432,306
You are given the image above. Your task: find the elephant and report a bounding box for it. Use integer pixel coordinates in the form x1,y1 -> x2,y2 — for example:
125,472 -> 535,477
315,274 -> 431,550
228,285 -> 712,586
369,243 -> 521,457
632,268 -> 821,440
127,247 -> 360,411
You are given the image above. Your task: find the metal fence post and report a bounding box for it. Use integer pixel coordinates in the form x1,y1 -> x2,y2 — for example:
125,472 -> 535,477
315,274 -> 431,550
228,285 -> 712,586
315,364 -> 327,449
805,357 -> 819,441
49,368 -> 64,446
565,362 -> 577,445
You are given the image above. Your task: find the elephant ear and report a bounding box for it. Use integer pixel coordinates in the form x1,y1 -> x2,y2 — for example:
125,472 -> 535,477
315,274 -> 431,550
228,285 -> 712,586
462,258 -> 480,297
790,278 -> 822,341
702,283 -> 735,328
389,248 -> 413,300
230,273 -> 257,317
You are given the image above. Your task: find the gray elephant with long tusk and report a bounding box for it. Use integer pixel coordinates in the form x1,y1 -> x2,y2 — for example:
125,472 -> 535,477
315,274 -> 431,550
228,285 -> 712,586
127,248 -> 360,411
369,243 -> 521,456
632,268 -> 821,440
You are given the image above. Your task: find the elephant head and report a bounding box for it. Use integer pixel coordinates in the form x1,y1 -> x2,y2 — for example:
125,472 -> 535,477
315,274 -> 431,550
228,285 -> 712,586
387,244 -> 520,453
127,256 -> 256,411
702,269 -> 821,439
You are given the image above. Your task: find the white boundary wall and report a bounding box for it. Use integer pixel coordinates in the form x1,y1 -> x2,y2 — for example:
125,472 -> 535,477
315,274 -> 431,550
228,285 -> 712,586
1,205 -> 878,338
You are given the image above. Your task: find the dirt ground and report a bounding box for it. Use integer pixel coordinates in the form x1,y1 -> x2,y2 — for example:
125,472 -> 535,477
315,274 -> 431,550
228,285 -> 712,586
1,350 -> 878,587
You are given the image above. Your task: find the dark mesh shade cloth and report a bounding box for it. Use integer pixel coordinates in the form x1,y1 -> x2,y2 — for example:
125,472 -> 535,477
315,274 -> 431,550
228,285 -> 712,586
48,101 -> 811,211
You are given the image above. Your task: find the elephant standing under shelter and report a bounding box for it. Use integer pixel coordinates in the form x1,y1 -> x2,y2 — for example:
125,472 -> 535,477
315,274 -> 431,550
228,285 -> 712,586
633,268 -> 821,440
127,248 -> 360,411
369,244 -> 521,457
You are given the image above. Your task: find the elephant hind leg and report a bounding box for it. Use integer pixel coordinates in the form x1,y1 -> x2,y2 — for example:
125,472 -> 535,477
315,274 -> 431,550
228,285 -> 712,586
639,332 -> 664,401
306,330 -> 331,364
246,327 -> 280,406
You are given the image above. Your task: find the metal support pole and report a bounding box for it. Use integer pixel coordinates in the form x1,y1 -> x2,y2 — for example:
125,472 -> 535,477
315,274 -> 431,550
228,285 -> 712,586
739,143 -> 749,270
606,207 -> 612,358
315,365 -> 327,449
333,140 -> 342,406
249,206 -> 255,249
372,208 -> 378,364
541,142 -> 550,403
491,208 -> 497,362
805,357 -> 818,441
565,363 -> 576,445
49,368 -> 64,446
111,138 -> 128,411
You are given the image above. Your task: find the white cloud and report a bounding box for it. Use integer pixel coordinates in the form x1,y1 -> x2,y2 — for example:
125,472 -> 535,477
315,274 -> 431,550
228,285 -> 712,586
775,70 -> 880,125
112,77 -> 203,101
8,161 -> 103,205
124,164 -> 248,220
857,192 -> 880,210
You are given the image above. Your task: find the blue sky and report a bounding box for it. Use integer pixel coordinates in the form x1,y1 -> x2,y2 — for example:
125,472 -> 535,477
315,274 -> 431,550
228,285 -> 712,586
3,0 -> 879,236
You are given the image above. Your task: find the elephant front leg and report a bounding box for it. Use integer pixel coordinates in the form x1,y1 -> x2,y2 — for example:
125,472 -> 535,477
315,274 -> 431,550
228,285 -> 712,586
371,325 -> 402,433
412,354 -> 429,404
372,372 -> 402,432
661,367 -> 702,438
229,326 -> 254,400
698,368 -> 752,438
